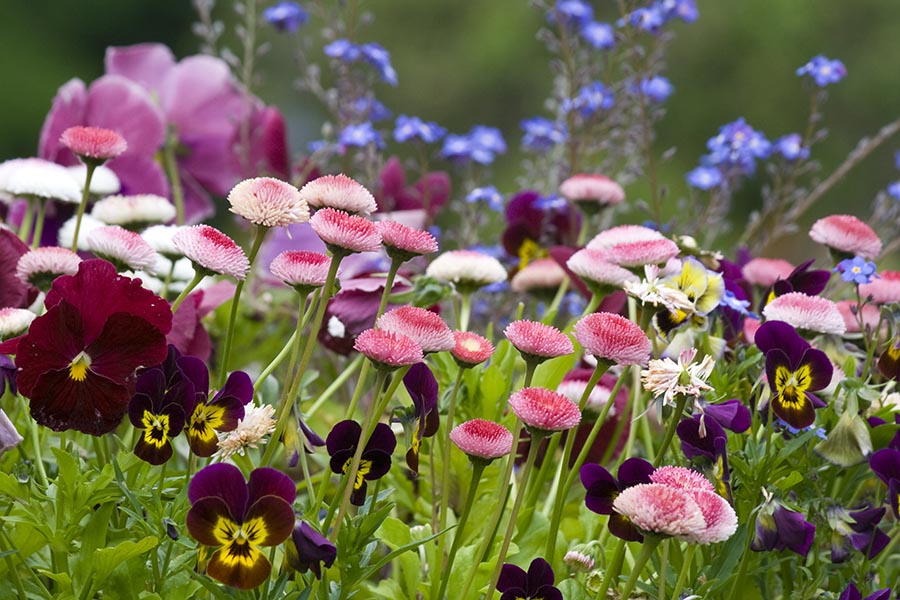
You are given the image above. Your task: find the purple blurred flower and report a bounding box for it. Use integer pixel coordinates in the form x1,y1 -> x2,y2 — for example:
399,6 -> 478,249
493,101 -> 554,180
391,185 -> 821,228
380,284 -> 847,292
828,505 -> 889,563
324,39 -> 361,61
263,2 -> 308,32
797,55 -> 847,87
550,0 -> 594,26
378,156 -> 451,217
339,122 -> 384,149
623,6 -> 666,33
686,166 -> 722,190
773,133 -> 809,161
440,126 -> 506,165
661,0 -> 699,22
888,182 -> 900,200
870,448 -> 900,518
393,115 -> 446,144
751,504 -> 816,557
466,186 -> 504,211
360,43 -> 398,86
0,228 -> 38,309
520,118 -> 567,151
564,82 -> 615,117
636,76 -> 674,102
840,582 -> 893,600
580,21 -> 615,49
352,97 -> 392,122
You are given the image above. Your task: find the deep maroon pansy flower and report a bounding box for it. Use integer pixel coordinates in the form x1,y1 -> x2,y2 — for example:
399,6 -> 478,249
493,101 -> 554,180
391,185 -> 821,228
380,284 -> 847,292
839,582 -> 893,600
0,259 -> 171,435
0,227 -> 39,310
326,420 -> 396,505
186,464 -> 295,589
677,413 -> 731,501
285,521 -> 337,580
497,557 -> 562,600
870,448 -> 900,518
177,355 -> 253,457
755,320 -> 832,429
828,505 -> 889,563
377,156 -> 450,218
501,189 -> 579,269
759,259 -> 830,310
580,458 -> 655,541
751,504 -> 816,557
397,363 -> 439,475
0,355 -> 17,396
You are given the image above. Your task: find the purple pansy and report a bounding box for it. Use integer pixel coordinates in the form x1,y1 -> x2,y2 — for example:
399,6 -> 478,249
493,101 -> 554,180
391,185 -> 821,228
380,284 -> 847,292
870,448 -> 900,518
497,558 -> 562,600
326,420 -> 397,506
828,505 -> 889,563
400,363 -> 440,475
751,504 -> 816,557
285,521 -> 337,580
840,582 -> 893,600
760,259 -> 830,310
580,457 -> 655,542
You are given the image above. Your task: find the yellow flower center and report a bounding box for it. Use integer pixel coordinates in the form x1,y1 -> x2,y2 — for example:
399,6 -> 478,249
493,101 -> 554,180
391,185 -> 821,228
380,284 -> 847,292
190,403 -> 227,443
68,351 -> 92,382
141,410 -> 171,448
343,458 -> 373,490
775,364 -> 812,408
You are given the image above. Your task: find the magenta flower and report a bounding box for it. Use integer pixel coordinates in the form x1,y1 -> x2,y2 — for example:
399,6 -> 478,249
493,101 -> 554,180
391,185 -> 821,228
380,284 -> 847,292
310,208 -> 382,255
377,220 -> 439,262
376,306 -> 455,353
60,126 -> 127,164
450,331 -> 495,368
0,228 -> 38,309
504,320 -> 573,364
574,312 -> 651,367
353,328 -> 423,370
508,387 -> 582,433
450,419 -> 513,462
377,156 -> 450,217
173,225 -> 250,280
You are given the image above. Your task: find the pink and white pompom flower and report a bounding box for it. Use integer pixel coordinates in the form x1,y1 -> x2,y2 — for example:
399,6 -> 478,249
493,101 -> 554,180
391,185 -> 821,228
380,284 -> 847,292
377,220 -> 439,261
228,177 -> 309,228
173,224 -> 251,280
809,214 -> 882,259
269,251 -> 331,292
309,208 -> 382,254
60,125 -> 127,163
508,387 -> 582,433
353,328 -> 424,370
762,292 -> 846,335
425,249 -> 508,291
450,419 -> 514,461
16,246 -> 82,289
559,173 -> 625,207
298,174 -> 378,215
574,312 -> 652,367
450,331 -> 495,367
504,320 -> 574,363
87,225 -> 159,272
376,306 -> 455,353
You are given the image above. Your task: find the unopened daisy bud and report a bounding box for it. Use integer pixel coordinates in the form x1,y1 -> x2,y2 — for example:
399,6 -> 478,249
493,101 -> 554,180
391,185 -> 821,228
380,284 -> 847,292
762,292 -> 846,335
299,174 -> 378,215
510,258 -> 567,294
587,224 -> 664,251
354,328 -> 423,370
563,549 -> 595,572
309,208 -> 381,255
559,173 -> 624,215
376,306 -> 455,353
270,251 -> 332,295
450,419 -> 513,462
426,249 -> 507,293
58,213 -> 105,250
0,307 -> 36,339
212,403 -> 277,462
574,312 -> 651,367
60,126 -> 127,164
141,224 -> 185,260
66,164 -> 121,195
173,225 -> 251,280
504,320 -> 573,365
567,248 -> 639,290
451,331 -> 494,368
377,220 -> 439,263
87,225 -> 159,272
16,246 -> 81,291
228,177 -> 309,227
809,214 -> 882,260
508,387 -> 582,433
91,194 -> 176,229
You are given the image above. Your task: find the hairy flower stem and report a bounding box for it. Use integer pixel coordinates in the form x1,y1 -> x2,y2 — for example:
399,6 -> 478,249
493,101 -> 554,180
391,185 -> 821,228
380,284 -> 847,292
434,460 -> 486,600
70,163 -> 97,251
254,294 -> 318,393
485,434 -> 544,600
541,279 -> 571,325
161,132 -> 186,225
653,393 -> 689,467
169,271 -> 206,314
159,260 -> 177,298
458,292 -> 472,331
16,199 -> 34,243
30,198 -> 47,250
434,368 -> 466,580
671,542 -> 695,600
308,355 -> 363,417
618,536 -> 661,600
218,225 -> 267,387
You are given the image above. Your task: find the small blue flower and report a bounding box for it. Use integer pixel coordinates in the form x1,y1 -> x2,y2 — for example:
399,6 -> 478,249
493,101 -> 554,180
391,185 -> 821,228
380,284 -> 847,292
324,39 -> 360,61
773,133 -> 809,161
564,81 -> 614,116
563,291 -> 586,317
441,126 -> 506,165
550,0 -> 594,26
440,134 -> 474,162
580,21 -> 615,49
894,151 -> 900,170
338,122 -> 384,149
469,126 -> 507,156
686,166 -> 722,190
352,97 -> 392,122
836,256 -> 877,285
887,182 -> 900,200
466,186 -> 504,211
636,76 -> 673,102
359,43 -> 398,86
263,1 -> 308,32
796,55 -> 847,87
307,140 -> 329,153
622,6 -> 666,33
661,0 -> 699,23
520,117 -> 567,152
393,115 -> 446,144
720,289 -> 756,317
534,194 -> 567,211
427,225 -> 442,241
705,118 -> 771,174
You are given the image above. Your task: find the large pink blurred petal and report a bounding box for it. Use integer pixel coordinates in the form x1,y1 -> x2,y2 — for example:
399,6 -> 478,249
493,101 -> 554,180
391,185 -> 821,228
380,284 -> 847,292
161,55 -> 245,136
179,168 -> 216,224
85,75 -> 166,157
39,78 -> 87,165
0,228 -> 39,309
179,133 -> 241,197
108,153 -> 169,197
167,292 -> 211,363
238,106 -> 290,180
104,43 -> 176,96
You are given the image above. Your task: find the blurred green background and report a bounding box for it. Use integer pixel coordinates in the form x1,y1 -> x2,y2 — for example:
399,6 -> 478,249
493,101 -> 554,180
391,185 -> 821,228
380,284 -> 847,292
2,0 -> 899,252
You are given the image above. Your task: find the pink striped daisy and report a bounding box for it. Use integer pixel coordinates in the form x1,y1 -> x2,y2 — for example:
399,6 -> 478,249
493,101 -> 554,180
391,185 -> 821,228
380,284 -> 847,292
87,225 -> 158,272
450,419 -> 514,461
809,214 -> 882,259
450,331 -> 494,368
173,225 -> 251,280
299,174 -> 378,215
762,292 -> 846,335
228,177 -> 309,228
567,248 -> 639,289
559,173 -> 625,208
574,312 -> 651,366
604,238 -> 681,268
309,208 -> 381,254
510,258 -> 567,293
16,246 -> 82,290
508,387 -> 582,432
269,251 -> 331,293
376,306 -> 455,353
504,320 -> 573,363
377,220 -> 439,262
60,126 -> 127,163
860,270 -> 900,304
587,224 -> 664,251
353,328 -> 423,370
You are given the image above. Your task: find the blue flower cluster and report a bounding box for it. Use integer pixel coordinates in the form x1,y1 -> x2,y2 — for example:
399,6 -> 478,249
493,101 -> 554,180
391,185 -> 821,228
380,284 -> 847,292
520,118 -> 567,152
796,55 -> 847,87
563,81 -> 615,117
441,126 -> 507,165
634,76 -> 674,103
619,0 -> 698,34
687,118 -> 771,189
338,122 -> 384,149
836,256 -> 877,285
324,39 -> 398,86
393,115 -> 446,144
549,1 -> 616,50
263,1 -> 308,33
466,186 -> 504,212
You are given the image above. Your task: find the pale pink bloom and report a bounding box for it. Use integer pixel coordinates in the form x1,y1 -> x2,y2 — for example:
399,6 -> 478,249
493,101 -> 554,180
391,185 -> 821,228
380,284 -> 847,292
451,331 -> 494,367
742,258 -> 795,287
269,250 -> 331,291
450,419 -> 514,460
650,466 -> 715,491
809,214 -> 882,259
58,213 -> 105,250
613,483 -> 707,538
299,174 -> 377,215
836,300 -> 881,334
574,312 -> 651,366
16,246 -> 82,288
604,238 -> 680,268
510,258 -> 567,292
353,328 -> 423,369
743,317 -> 761,344
87,225 -> 158,272
504,320 -> 574,361
762,292 -> 846,335
377,220 -> 439,258
567,248 -> 639,288
860,270 -> 900,304
376,306 -> 455,353
0,307 -> 35,339
91,194 -> 176,226
141,224 -> 184,258
624,265 -> 694,313
686,489 -> 739,544
425,249 -> 507,290
0,158 -> 81,203
508,387 -> 582,432
173,224 -> 250,280
557,376 -> 613,414
587,225 -> 664,251
559,174 -> 624,206
563,550 -> 595,572
228,176 -> 309,228
309,208 -> 381,254
60,126 -> 127,162
641,347 -> 715,404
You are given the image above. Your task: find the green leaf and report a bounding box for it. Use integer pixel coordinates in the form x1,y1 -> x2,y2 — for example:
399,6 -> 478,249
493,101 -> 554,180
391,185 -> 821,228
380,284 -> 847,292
558,579 -> 590,600
90,536 -> 158,584
773,470 -> 803,492
377,517 -> 412,549
0,473 -> 29,499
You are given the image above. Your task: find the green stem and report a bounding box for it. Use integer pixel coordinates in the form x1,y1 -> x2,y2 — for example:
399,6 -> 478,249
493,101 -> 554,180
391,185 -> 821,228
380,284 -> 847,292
17,199 -> 34,243
343,361 -> 372,421
0,531 -> 27,599
308,354 -> 363,418
169,270 -> 206,314
653,393 -> 690,467
600,370 -> 636,466
31,198 -> 47,249
375,259 -> 401,319
459,292 -> 472,331
727,518 -> 757,600
162,132 -> 185,225
160,259 -> 177,299
70,163 -> 97,251
541,278 -> 571,325
596,538 -> 627,599
434,368 -> 466,587
618,537 -> 661,600
658,539 -> 669,599
434,460 -> 486,600
254,293 -> 318,393
671,543 -> 695,600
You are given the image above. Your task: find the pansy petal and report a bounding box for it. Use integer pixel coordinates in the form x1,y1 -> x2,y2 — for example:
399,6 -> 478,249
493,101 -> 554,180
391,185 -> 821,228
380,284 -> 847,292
800,347 -> 833,391
13,301 -> 85,397
525,558 -> 555,592
128,393 -> 154,428
870,448 -> 900,485
188,463 -> 248,520
580,464 -> 617,515
772,507 -> 815,557
134,431 -> 173,465
243,495 -> 296,546
533,585 -> 564,600
88,313 -> 169,382
704,399 -> 752,433
496,563 -> 527,594
608,512 -> 643,542
366,422 -> 398,454
755,320 -> 807,360
187,402 -> 231,457
38,78 -> 88,164
178,355 -> 210,396
361,449 -> 393,481
617,457 -> 655,488
186,496 -> 239,546
772,389 -> 816,429
326,420 -> 362,455
85,75 -> 166,157
104,43 -> 177,97
213,370 -> 254,408
30,368 -> 128,434
107,153 -> 169,198
247,467 -> 296,506
207,543 -> 271,590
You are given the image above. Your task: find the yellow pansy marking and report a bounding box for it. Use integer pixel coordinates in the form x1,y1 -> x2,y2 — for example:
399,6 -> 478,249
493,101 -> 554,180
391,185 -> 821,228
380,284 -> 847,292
190,403 -> 227,443
213,515 -> 268,569
774,364 -> 811,408
518,238 -> 546,269
141,410 -> 170,448
68,351 -> 92,382
343,458 -> 373,490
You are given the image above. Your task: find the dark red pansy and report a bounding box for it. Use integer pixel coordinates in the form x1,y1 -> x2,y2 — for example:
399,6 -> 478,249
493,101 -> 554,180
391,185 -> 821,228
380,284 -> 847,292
326,420 -> 396,506
186,464 -> 295,590
0,228 -> 38,309
580,458 -> 654,542
870,448 -> 900,519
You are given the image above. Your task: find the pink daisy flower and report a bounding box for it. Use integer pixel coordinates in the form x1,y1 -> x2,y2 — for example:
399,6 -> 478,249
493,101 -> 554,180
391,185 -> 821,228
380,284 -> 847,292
451,331 -> 494,367
449,419 -> 514,461
309,208 -> 381,254
613,483 -> 707,539
836,300 -> 881,334
574,312 -> 651,366
559,173 -> 625,207
650,466 -> 715,491
376,306 -> 455,353
298,174 -> 378,215
510,258 -> 567,293
269,251 -> 331,293
0,307 -> 36,339
508,387 -> 582,432
426,249 -> 507,291
504,320 -> 574,363
604,238 -> 681,268
741,258 -> 795,287
173,225 -> 251,280
87,225 -> 158,272
59,126 -> 127,163
743,317 -> 761,344
377,220 -> 439,261
860,270 -> 900,304
762,292 -> 846,335
809,214 -> 882,259
353,328 -> 423,370
686,489 -> 739,544
567,248 -> 639,289
227,177 -> 309,228
16,246 -> 82,290
587,224 -> 664,251
91,194 -> 176,227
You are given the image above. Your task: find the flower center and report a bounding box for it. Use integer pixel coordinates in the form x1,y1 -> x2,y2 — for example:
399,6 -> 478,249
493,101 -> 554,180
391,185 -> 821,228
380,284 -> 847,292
68,351 -> 92,381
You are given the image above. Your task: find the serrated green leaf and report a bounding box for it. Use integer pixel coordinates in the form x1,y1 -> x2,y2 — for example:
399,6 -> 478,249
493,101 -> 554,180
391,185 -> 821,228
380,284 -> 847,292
91,535 -> 158,584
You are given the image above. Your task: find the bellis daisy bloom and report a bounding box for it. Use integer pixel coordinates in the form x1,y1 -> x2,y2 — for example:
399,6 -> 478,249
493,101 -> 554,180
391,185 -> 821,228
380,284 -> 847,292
567,248 -> 639,290
762,292 -> 846,335
836,301 -> 881,334
58,213 -> 106,250
510,258 -> 567,294
59,125 -> 127,163
563,550 -> 595,572
309,208 -> 381,254
91,194 -> 176,228
508,387 -> 582,433
327,420 -> 396,505
504,320 -> 574,364
141,224 -> 184,259
173,225 -> 251,280
0,307 -> 35,339
353,328 -> 423,370
16,246 -> 81,290
213,403 -> 277,462
587,224 -> 664,251
228,177 -> 309,228
450,419 -> 513,461
559,173 -> 624,208
742,258 -> 795,287
376,306 -> 454,353
186,464 -> 295,589
269,251 -> 331,294
0,158 -> 82,204
809,214 -> 882,260
574,312 -> 651,366
860,270 -> 900,304
66,164 -> 121,196
603,238 -> 681,268
87,225 -> 159,272
298,174 -> 377,215
580,458 -> 656,541
425,249 -> 507,292
450,330 -> 494,367
377,220 -> 439,262
641,347 -> 715,405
